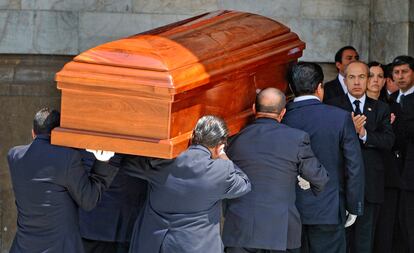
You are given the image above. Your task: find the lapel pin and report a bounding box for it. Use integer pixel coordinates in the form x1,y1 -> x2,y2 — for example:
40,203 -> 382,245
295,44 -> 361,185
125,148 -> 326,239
367,107 -> 372,111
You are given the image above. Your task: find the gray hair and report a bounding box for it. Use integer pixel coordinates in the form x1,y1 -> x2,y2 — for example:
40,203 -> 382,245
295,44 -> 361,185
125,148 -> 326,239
191,115 -> 228,148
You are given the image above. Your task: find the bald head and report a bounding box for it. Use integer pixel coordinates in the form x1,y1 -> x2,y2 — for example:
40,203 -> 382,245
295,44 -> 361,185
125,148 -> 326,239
255,88 -> 286,115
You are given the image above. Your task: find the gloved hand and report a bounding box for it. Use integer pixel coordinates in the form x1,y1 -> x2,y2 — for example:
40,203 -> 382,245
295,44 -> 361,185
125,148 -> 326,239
86,149 -> 115,162
297,175 -> 310,190
344,210 -> 357,228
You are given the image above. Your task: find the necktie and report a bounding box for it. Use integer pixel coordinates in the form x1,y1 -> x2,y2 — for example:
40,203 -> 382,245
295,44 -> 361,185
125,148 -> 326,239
353,100 -> 362,115
400,94 -> 405,109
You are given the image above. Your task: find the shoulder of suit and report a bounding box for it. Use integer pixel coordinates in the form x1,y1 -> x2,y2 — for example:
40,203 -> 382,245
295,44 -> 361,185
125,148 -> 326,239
324,77 -> 340,88
8,144 -> 30,160
320,100 -> 351,118
324,78 -> 338,85
279,123 -> 309,139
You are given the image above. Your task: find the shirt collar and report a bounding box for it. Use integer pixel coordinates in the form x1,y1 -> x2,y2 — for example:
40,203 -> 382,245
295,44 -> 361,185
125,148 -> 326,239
293,95 -> 321,102
397,85 -> 414,102
338,74 -> 348,94
347,93 -> 366,112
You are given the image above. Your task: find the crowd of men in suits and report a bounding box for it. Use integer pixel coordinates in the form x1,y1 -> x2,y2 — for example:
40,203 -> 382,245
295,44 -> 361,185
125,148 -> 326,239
6,47 -> 414,253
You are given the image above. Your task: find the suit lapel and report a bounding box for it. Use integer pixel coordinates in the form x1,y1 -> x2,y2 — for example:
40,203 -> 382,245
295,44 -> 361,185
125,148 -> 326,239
363,97 -> 377,130
334,77 -> 346,96
341,95 -> 354,112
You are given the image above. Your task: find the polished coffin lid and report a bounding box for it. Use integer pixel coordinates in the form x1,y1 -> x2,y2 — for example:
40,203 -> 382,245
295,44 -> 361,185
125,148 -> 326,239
51,10 -> 305,158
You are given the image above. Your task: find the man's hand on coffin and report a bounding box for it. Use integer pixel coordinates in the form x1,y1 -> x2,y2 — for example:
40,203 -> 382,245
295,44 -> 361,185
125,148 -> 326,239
86,149 -> 115,162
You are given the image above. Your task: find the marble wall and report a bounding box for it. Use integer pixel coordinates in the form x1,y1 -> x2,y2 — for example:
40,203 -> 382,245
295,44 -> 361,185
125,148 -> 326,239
0,55 -> 68,253
1,0 -> 411,63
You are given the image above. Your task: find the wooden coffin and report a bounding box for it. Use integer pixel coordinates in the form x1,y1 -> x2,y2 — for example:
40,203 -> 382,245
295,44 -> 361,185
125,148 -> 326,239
51,10 -> 305,158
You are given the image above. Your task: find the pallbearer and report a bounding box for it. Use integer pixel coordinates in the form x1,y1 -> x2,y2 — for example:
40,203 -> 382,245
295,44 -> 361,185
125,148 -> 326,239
120,115 -> 251,253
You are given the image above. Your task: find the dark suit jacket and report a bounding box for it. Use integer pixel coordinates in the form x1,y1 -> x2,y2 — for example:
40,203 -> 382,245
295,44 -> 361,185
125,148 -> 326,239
222,118 -> 329,250
79,151 -> 147,243
283,99 -> 364,224
323,76 -> 346,102
7,135 -> 118,253
326,96 -> 394,203
390,91 -> 414,191
121,145 -> 251,253
374,92 -> 402,189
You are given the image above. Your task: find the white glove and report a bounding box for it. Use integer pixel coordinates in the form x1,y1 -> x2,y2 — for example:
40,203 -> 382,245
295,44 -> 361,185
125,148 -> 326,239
86,149 -> 114,162
344,210 -> 357,228
297,175 -> 310,190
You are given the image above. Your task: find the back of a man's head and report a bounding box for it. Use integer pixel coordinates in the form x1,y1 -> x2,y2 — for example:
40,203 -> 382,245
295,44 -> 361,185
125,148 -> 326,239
255,87 -> 286,114
288,62 -> 324,97
33,108 -> 60,135
392,55 -> 414,71
384,63 -> 394,79
191,115 -> 228,148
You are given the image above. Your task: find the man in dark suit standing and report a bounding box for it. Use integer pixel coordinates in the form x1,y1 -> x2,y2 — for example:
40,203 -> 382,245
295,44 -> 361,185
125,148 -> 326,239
388,55 -> 414,252
283,62 -> 364,253
121,115 -> 251,253
79,151 -> 147,253
326,61 -> 394,253
222,87 -> 329,253
7,108 -> 119,253
324,46 -> 359,102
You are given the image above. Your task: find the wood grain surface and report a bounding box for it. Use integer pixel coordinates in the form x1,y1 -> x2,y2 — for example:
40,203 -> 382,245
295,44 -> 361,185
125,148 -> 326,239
52,10 -> 305,158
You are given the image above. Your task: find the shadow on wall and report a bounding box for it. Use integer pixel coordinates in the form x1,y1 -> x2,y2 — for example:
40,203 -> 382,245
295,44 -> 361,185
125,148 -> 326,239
0,54 -> 72,252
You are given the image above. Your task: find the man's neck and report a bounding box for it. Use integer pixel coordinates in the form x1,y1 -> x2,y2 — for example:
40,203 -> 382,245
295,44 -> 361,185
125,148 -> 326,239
256,113 -> 280,122
400,84 -> 414,94
347,92 -> 366,101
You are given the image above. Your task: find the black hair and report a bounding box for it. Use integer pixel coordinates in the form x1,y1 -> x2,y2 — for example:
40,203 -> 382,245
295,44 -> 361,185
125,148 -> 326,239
33,108 -> 60,135
191,115 -> 228,148
367,61 -> 385,76
334,46 -> 358,63
391,55 -> 414,72
288,62 -> 324,97
384,63 -> 394,79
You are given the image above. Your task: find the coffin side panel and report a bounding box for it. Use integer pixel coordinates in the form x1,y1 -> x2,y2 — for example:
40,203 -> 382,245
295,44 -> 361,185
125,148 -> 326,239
51,128 -> 190,159
170,62 -> 290,138
60,89 -> 170,139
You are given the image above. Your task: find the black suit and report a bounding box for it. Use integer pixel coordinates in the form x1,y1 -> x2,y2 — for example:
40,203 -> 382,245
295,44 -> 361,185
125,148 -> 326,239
79,151 -> 147,253
222,117 -> 329,252
323,76 -> 346,102
326,95 -> 394,253
389,91 -> 414,252
283,98 -> 364,253
7,135 -> 119,253
373,93 -> 404,253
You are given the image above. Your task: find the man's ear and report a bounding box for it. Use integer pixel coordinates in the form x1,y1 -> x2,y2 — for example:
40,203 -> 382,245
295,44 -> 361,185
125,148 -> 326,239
31,129 -> 36,139
278,108 -> 286,122
316,83 -> 324,101
335,62 -> 342,71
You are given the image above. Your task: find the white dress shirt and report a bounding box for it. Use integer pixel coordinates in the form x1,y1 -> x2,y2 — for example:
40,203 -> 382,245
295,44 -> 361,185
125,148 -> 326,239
347,93 -> 367,142
293,95 -> 321,102
338,74 -> 348,95
397,85 -> 414,103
